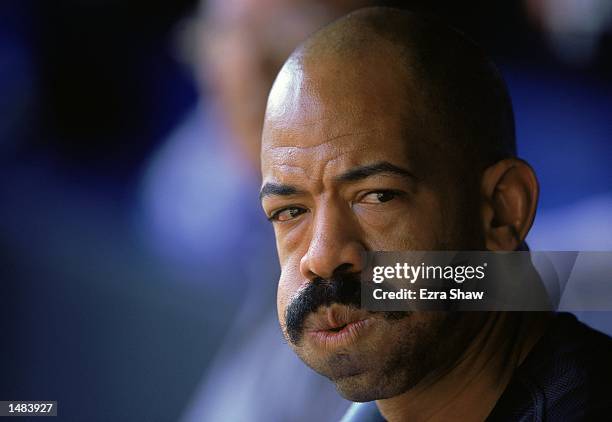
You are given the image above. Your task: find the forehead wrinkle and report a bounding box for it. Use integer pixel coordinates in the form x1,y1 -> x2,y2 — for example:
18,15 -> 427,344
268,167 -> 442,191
264,141 -> 376,174
263,143 -> 385,198
264,163 -> 323,197
275,115 -> 333,128
265,129 -> 379,152
274,145 -> 382,190
266,163 -> 317,183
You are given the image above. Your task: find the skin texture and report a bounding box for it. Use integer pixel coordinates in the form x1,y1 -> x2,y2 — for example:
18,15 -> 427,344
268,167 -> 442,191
260,7 -> 543,421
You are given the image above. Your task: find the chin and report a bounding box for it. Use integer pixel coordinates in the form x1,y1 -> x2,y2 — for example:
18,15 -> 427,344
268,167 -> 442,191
333,372 -> 394,402
295,312 -> 464,401
300,349 -> 418,403
333,363 -> 423,402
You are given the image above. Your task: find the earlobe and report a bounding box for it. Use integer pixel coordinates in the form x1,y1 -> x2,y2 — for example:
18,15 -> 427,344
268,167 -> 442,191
481,158 -> 539,251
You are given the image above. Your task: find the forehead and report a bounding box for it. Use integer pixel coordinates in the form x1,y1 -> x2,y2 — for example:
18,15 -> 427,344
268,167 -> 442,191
261,54 -> 426,180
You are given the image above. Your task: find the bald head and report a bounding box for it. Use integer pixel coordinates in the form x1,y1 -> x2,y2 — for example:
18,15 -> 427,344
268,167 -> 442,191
265,7 -> 516,173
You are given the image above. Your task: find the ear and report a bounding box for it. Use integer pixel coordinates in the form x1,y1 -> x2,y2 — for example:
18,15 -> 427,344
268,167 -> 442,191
481,158 -> 539,251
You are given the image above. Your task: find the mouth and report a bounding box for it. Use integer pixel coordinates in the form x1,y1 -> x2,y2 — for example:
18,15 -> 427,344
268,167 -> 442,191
304,306 -> 374,350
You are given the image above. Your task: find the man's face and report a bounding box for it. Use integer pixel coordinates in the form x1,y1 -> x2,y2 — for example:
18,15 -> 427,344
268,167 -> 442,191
260,54 -> 485,401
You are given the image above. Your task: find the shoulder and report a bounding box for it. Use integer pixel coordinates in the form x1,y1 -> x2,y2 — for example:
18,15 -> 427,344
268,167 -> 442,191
491,313 -> 612,421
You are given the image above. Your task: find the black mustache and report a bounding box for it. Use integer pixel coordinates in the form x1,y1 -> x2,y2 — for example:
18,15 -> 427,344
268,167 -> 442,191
284,273 -> 361,344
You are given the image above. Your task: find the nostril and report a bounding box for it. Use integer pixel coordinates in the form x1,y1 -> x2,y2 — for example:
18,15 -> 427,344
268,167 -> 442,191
335,263 -> 353,274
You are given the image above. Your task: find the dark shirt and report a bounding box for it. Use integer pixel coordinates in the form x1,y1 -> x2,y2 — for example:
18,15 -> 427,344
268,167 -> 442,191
342,313 -> 612,421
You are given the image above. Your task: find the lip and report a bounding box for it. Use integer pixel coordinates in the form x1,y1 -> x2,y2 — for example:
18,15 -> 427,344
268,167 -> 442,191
305,306 -> 374,350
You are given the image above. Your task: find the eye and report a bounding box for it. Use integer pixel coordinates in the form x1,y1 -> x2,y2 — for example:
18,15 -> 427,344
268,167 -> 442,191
361,190 -> 403,204
269,206 -> 308,222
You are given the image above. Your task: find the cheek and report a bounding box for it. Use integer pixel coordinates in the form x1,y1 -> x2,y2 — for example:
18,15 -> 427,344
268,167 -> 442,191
359,194 -> 447,250
276,293 -> 286,328
276,265 -> 303,325
273,219 -> 310,267
276,277 -> 289,325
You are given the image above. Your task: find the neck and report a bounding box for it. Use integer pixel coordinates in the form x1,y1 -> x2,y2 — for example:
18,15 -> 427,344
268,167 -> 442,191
376,312 -> 551,422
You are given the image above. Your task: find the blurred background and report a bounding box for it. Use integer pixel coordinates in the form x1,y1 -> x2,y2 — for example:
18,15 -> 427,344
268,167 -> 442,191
1,0 -> 611,421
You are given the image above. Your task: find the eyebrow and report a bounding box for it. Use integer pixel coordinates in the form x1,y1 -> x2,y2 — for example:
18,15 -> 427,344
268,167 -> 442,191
259,161 -> 416,201
259,183 -> 303,201
335,161 -> 417,182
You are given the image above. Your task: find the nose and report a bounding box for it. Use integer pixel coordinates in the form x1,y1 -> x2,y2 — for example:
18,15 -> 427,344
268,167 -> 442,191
299,204 -> 365,281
